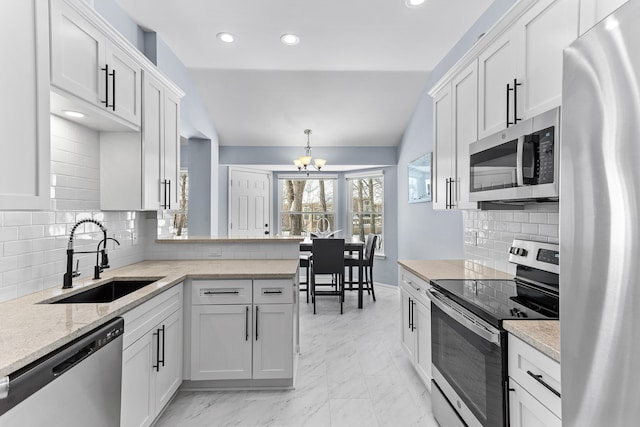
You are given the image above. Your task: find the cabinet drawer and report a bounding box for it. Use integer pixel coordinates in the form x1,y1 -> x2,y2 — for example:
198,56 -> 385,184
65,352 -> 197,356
508,334 -> 561,417
253,280 -> 293,304
122,283 -> 183,349
192,280 -> 252,305
400,269 -> 431,306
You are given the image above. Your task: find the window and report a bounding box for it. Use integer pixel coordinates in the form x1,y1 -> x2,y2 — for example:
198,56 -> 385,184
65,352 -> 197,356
348,173 -> 384,253
279,177 -> 337,236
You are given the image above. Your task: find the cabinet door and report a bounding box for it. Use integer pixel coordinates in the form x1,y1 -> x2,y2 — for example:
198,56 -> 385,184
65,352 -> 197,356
478,27 -> 519,138
432,85 -> 453,210
400,290 -> 416,360
142,72 -> 163,210
191,305 -> 252,380
0,0 -> 50,209
509,380 -> 562,427
253,304 -> 294,380
451,61 -> 478,210
414,299 -> 432,385
50,0 -> 106,106
121,332 -> 155,427
163,90 -> 181,209
518,0 -> 579,118
106,42 -> 142,126
155,309 -> 183,412
579,0 -> 628,34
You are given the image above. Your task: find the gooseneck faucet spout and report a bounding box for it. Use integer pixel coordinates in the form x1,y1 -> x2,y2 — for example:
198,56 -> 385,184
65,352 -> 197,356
63,219 -> 109,289
94,237 -> 120,280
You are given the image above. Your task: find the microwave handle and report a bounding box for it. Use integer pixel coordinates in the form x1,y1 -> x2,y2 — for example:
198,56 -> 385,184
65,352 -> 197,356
516,136 -> 525,187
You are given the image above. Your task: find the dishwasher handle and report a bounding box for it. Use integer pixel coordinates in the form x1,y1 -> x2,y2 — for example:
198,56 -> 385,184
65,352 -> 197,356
52,345 -> 94,377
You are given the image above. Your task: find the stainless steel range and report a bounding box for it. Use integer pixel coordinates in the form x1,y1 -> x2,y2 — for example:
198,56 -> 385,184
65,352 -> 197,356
429,239 -> 559,427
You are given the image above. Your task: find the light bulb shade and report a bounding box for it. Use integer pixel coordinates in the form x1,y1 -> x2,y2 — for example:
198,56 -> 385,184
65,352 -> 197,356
293,159 -> 303,169
300,156 -> 312,166
313,158 -> 326,169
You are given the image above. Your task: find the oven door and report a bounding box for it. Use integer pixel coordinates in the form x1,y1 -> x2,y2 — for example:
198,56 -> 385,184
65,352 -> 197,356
430,291 -> 507,427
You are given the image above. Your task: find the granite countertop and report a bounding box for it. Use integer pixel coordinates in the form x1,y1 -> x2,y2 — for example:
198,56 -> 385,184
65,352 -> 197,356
397,259 -> 513,282
0,259 -> 298,377
503,320 -> 560,362
398,259 -> 560,362
156,236 -> 304,243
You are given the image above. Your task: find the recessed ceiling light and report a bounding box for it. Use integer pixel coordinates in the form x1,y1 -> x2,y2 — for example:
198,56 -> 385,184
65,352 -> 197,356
63,110 -> 85,118
280,34 -> 300,46
405,0 -> 426,7
217,32 -> 235,43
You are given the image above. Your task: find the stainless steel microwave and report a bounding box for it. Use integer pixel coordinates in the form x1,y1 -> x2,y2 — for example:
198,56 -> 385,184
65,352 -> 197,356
469,107 -> 560,203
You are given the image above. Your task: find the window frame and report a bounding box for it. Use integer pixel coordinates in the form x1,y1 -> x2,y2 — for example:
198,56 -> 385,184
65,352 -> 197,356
346,170 -> 385,256
277,174 -> 339,237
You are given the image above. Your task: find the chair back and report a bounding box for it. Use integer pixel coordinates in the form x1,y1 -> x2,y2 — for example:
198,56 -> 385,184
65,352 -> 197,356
365,234 -> 378,261
312,238 -> 345,274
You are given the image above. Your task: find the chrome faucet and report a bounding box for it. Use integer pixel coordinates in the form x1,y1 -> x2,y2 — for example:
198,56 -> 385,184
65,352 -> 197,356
63,219 -> 119,289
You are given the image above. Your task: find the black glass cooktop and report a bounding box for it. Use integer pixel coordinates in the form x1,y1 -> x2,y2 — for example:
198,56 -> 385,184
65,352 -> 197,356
430,278 -> 559,328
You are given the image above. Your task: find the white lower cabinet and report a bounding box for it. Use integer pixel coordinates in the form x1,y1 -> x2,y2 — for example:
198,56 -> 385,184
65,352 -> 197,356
399,267 -> 432,388
120,284 -> 183,427
190,279 -> 294,383
191,304 -> 253,380
508,334 -> 561,427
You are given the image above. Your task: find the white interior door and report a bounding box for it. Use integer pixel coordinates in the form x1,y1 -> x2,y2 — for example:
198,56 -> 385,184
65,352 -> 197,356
229,168 -> 272,237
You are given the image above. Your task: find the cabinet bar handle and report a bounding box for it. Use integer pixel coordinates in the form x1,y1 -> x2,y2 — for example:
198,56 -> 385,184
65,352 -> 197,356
506,82 -> 511,128
526,370 -> 561,397
162,180 -> 167,209
513,78 -> 521,125
159,325 -> 165,367
255,306 -> 259,341
245,306 -> 249,341
203,290 -> 240,295
152,329 -> 160,372
110,69 -> 116,111
167,180 -> 171,210
101,65 -> 109,108
408,297 -> 413,330
263,290 -> 283,294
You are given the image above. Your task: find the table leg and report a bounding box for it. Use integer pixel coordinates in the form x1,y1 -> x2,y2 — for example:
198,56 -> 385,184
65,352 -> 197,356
358,247 -> 363,309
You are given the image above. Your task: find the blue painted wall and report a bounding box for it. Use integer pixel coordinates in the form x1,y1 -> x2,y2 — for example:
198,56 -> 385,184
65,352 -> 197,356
396,0 -> 518,265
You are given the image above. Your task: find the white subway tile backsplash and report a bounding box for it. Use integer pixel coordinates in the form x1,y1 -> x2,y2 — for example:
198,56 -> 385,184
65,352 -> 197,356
0,228 -> 18,242
4,241 -> 33,257
32,212 -> 55,225
19,225 -> 45,240
4,212 -> 32,227
463,203 -> 559,273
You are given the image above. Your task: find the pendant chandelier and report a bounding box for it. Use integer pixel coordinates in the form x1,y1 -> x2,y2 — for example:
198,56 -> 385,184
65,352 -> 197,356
293,129 -> 326,173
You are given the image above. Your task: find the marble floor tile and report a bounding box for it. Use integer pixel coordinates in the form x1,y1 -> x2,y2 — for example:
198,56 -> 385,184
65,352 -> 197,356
155,286 -> 438,427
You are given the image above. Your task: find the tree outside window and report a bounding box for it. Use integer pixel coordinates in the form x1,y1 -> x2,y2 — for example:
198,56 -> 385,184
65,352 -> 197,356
348,175 -> 383,252
279,178 -> 336,236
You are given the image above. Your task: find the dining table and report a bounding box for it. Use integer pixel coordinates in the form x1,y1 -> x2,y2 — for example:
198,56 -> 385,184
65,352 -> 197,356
300,237 -> 366,309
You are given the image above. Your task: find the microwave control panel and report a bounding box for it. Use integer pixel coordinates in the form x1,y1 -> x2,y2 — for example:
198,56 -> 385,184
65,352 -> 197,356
534,126 -> 555,184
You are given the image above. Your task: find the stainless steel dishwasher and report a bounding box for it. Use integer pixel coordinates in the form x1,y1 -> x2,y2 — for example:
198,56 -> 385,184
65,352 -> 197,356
0,317 -> 124,427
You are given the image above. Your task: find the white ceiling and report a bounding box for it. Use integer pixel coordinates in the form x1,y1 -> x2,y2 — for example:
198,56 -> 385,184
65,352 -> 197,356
116,0 -> 493,147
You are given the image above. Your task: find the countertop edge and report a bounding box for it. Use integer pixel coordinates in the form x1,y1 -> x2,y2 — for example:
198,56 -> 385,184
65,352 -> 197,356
503,320 -> 560,362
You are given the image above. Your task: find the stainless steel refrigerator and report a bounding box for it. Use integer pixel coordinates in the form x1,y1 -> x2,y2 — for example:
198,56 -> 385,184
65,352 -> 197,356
561,1 -> 640,425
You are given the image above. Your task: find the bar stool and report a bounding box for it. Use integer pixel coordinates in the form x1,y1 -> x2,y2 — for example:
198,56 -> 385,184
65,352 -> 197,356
344,234 -> 377,301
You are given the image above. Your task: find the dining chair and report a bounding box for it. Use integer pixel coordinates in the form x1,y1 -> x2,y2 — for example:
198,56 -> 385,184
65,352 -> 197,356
344,234 -> 378,302
310,238 -> 345,314
299,252 -> 310,303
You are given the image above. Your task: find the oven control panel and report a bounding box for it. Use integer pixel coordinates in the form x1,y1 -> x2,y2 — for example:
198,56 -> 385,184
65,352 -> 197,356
508,239 -> 559,274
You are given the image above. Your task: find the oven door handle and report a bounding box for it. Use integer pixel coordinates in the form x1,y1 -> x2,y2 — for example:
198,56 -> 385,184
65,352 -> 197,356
428,289 -> 501,346
516,135 -> 525,187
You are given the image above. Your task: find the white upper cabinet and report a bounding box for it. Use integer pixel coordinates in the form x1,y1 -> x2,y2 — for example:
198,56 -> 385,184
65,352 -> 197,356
50,0 -> 142,128
0,0 -> 50,210
579,0 -> 628,34
477,0 -> 579,138
432,85 -> 453,210
452,61 -> 479,210
517,0 -> 580,118
478,27 -> 519,138
432,61 -> 479,211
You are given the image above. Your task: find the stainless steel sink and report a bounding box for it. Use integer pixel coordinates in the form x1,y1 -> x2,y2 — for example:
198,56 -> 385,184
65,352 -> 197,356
48,279 -> 159,304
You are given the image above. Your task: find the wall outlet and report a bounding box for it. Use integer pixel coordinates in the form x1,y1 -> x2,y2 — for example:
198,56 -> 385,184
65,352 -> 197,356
207,247 -> 222,257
